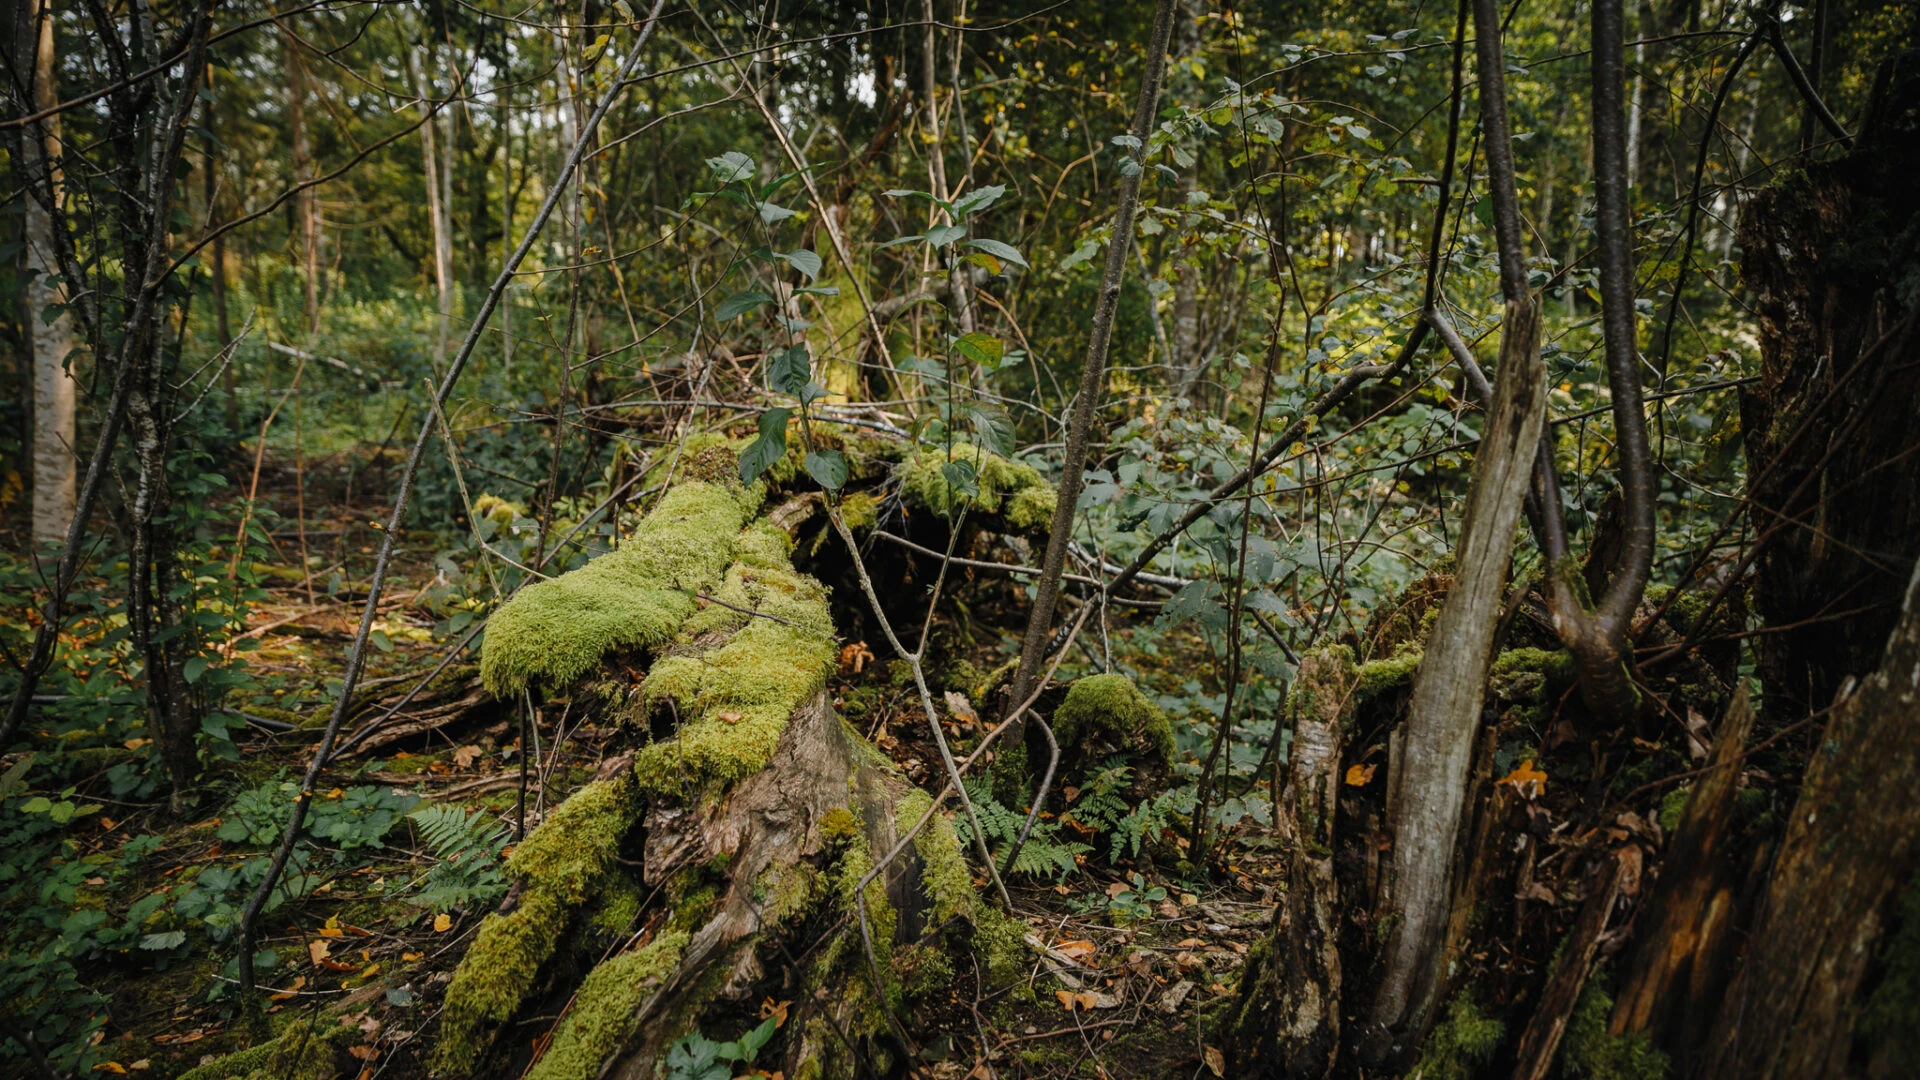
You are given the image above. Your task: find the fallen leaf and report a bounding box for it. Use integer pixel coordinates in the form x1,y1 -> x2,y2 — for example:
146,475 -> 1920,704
100,817 -> 115,830
402,952 -> 424,962
1344,763 -> 1377,786
1159,900 -> 1182,919
308,939 -> 332,965
433,913 -> 453,933
1204,1045 -> 1226,1077
1496,759 -> 1548,799
95,1062 -> 127,1074
718,711 -> 744,725
270,976 -> 308,1002
347,1045 -> 379,1061
1054,989 -> 1077,1010
123,738 -> 150,751
85,876 -> 106,886
1054,939 -> 1096,962
354,962 -> 381,980
452,745 -> 482,769
839,641 -> 875,674
1105,881 -> 1131,899
1175,937 -> 1207,949
759,997 -> 792,1027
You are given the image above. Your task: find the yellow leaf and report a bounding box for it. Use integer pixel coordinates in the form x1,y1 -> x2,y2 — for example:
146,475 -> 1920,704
307,939 -> 331,964
402,952 -> 424,962
1054,989 -> 1077,1010
1344,763 -> 1377,787
355,962 -> 380,980
759,997 -> 792,1027
94,1062 -> 128,1074
1204,1045 -> 1225,1077
433,913 -> 453,932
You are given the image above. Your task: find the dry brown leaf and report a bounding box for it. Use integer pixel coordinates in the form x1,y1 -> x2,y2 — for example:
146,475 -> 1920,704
452,745 -> 483,769
1105,880 -> 1131,899
1203,1045 -> 1225,1077
1054,989 -> 1077,1010
1175,937 -> 1207,948
308,939 -> 331,964
1054,939 -> 1096,962
719,711 -> 744,725
347,1044 -> 379,1061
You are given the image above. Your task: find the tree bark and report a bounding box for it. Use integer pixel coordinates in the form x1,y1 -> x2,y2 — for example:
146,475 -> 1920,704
1699,558 -> 1920,1078
20,0 -> 77,549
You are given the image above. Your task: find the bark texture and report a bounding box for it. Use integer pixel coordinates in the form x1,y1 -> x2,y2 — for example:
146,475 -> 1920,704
1737,51 -> 1920,721
1227,648 -> 1357,1077
1358,294 -> 1545,1065
20,0 -> 77,548
1699,560 -> 1920,1078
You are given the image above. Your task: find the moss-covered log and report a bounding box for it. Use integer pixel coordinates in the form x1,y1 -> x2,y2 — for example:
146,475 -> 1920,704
427,449 -> 1027,1080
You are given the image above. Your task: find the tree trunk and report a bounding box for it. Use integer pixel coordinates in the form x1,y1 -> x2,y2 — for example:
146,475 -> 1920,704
21,0 -> 77,550
288,35 -> 319,336
1227,648 -> 1358,1077
412,46 -> 453,366
1737,52 -> 1920,724
1699,559 -> 1920,1078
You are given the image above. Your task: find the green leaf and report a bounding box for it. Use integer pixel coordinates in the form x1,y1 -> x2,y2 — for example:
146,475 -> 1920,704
950,183 -> 1008,217
1060,238 -> 1101,271
1473,195 -> 1494,229
706,151 -> 755,184
805,450 -> 849,492
370,629 -> 394,653
141,931 -> 188,951
924,224 -> 967,248
940,459 -> 980,500
1110,134 -> 1143,149
794,285 -> 840,296
757,200 -> 796,224
715,290 -> 774,320
21,796 -> 52,814
767,345 -> 811,396
965,237 -> 1028,269
951,332 -> 1004,367
738,409 -> 791,484
781,249 -> 822,279
183,656 -> 208,684
387,986 -> 415,1007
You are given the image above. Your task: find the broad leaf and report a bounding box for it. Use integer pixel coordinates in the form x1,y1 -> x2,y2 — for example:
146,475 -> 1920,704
715,290 -> 774,321
706,151 -> 755,184
950,332 -> 1004,367
950,183 -> 1008,217
782,248 -> 823,279
767,344 -> 811,396
805,450 -> 849,491
965,237 -> 1028,269
925,223 -> 967,248
738,409 -> 791,484
941,459 -> 980,500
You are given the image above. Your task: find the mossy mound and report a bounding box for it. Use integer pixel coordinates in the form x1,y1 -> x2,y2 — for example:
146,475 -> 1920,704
524,930 -> 689,1080
480,481 -> 754,697
632,521 -> 839,794
1050,673 -> 1174,765
433,776 -> 643,1074
1412,990 -> 1505,1080
900,442 -> 1056,530
176,1015 -> 359,1080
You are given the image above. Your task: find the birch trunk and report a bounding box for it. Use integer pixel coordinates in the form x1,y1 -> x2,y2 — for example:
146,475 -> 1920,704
22,0 -> 77,549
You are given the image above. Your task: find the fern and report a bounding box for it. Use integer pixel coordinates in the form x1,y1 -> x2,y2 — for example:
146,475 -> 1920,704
406,805 -> 510,910
953,779 -> 1090,881
1057,758 -> 1194,862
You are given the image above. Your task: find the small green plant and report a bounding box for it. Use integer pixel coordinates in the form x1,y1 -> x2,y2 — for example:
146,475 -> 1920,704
663,1017 -> 778,1080
952,778 -> 1090,880
1105,872 -> 1167,921
406,805 -> 510,911
217,780 -> 419,849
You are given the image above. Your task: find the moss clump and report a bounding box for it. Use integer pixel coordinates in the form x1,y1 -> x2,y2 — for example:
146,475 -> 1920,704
896,788 -> 974,927
1489,647 -> 1578,720
837,490 -> 879,531
1412,990 -> 1506,1080
1657,786 -> 1691,834
632,521 -> 838,794
480,482 -> 751,696
523,931 -> 689,1080
1560,977 -> 1669,1079
434,778 -> 642,1073
1354,649 -> 1421,699
900,442 -> 1057,529
1050,673 -> 1174,765
177,1015 -> 358,1080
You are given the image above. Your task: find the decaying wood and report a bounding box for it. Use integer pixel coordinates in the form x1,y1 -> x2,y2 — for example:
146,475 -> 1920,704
1609,685 -> 1754,1058
1698,561 -> 1920,1079
1509,846 -> 1633,1080
1227,649 -> 1358,1077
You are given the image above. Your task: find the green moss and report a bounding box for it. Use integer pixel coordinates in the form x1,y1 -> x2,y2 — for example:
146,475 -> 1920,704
1489,647 -> 1578,720
1050,673 -> 1174,765
177,1015 -> 358,1080
1412,989 -> 1505,1080
819,805 -> 861,842
523,931 -> 689,1080
900,442 -> 1057,527
480,482 -> 751,696
1860,871 -> 1920,1071
632,522 -> 838,794
1354,649 -> 1421,699
1657,786 -> 1690,834
1559,977 -> 1668,1079
435,778 -> 642,1073
896,788 -> 974,927
837,490 -> 879,531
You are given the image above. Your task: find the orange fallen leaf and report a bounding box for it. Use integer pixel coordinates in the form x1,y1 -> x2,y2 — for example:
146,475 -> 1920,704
270,976 -> 308,1002
1496,759 -> 1548,798
348,1044 -> 380,1061
402,952 -> 424,962
1054,939 -> 1096,962
123,738 -> 150,751
1054,989 -> 1077,1010
1175,937 -> 1207,949
759,997 -> 792,1027
308,939 -> 332,965
433,913 -> 453,932
95,1062 -> 127,1074
1344,763 -> 1377,786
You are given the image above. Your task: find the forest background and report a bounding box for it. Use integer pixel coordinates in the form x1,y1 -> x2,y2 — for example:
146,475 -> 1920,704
2,0 -> 1918,1076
